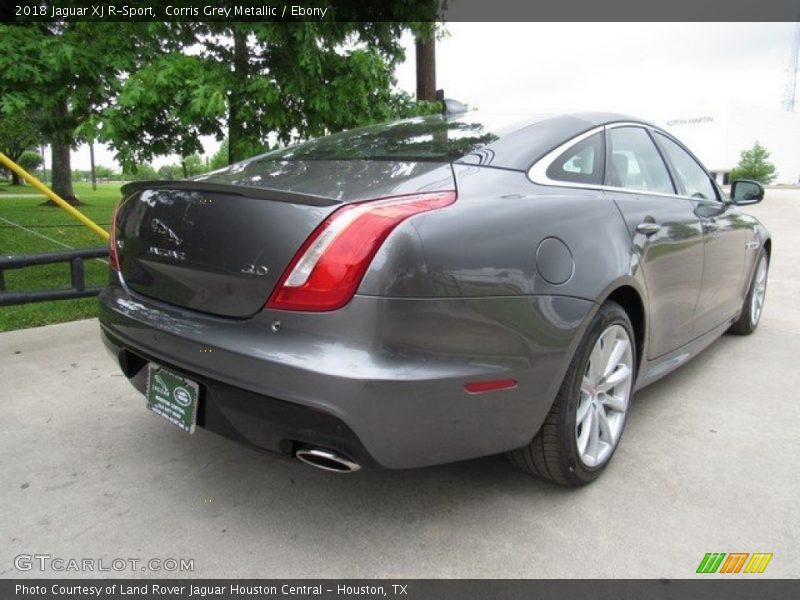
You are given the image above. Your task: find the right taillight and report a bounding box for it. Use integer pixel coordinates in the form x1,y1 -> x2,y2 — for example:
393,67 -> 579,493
109,203 -> 121,272
266,191 -> 456,312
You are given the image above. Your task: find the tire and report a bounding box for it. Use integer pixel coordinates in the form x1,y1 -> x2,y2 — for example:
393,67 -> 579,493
728,249 -> 769,336
508,301 -> 637,486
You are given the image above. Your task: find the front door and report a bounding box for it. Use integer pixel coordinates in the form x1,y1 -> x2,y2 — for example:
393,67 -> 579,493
692,201 -> 747,334
653,132 -> 747,335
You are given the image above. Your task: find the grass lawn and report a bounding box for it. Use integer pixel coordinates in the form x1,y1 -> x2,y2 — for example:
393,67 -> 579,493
0,181 -> 125,332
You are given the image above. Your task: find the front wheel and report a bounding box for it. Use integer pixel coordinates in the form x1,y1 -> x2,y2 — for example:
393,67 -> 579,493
729,249 -> 769,336
508,301 -> 636,486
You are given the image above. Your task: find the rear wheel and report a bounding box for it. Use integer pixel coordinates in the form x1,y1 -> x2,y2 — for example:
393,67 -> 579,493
729,249 -> 769,336
508,301 -> 636,486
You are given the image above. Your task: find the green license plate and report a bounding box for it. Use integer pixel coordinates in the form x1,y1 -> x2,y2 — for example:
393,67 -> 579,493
145,364 -> 199,434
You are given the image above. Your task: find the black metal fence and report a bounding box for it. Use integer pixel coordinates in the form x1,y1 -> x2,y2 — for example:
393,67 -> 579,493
0,246 -> 109,306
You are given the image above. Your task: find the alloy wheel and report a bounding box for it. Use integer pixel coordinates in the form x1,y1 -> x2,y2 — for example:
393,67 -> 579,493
750,256 -> 768,327
576,324 -> 634,468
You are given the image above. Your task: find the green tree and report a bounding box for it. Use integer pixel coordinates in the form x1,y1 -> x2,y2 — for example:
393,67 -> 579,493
18,150 -> 43,174
122,163 -> 158,182
0,23 -> 170,203
0,111 -> 42,185
157,164 -> 183,180
101,50 -> 227,171
94,165 -> 116,180
209,139 -> 230,171
182,154 -> 209,177
730,142 -> 777,185
101,20 -> 441,169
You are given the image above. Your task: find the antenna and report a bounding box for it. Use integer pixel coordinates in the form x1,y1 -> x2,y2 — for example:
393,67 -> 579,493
783,21 -> 800,112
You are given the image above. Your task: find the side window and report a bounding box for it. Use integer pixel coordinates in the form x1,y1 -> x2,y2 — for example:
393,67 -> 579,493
606,127 -> 674,194
655,133 -> 718,201
546,132 -> 604,185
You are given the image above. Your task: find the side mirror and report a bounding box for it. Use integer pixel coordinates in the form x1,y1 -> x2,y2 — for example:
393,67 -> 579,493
730,180 -> 764,205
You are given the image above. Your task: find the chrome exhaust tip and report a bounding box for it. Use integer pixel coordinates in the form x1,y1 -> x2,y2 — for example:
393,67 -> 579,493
295,447 -> 361,473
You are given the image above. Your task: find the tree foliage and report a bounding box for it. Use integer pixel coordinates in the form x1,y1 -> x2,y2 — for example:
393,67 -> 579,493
0,22 -> 170,201
73,165 -> 118,181
122,163 -> 158,181
209,139 -> 230,171
18,150 -> 43,172
101,20 -> 442,169
182,154 -> 209,177
157,164 -> 183,180
0,10 -> 442,195
0,110 -> 42,184
730,141 -> 777,185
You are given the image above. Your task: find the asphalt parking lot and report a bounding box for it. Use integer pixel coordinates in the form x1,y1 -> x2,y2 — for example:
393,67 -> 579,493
1,190 -> 798,579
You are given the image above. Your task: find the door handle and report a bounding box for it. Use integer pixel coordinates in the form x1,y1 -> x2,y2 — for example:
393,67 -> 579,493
636,222 -> 661,235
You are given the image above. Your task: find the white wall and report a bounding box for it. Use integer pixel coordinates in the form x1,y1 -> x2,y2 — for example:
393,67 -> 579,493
656,103 -> 800,184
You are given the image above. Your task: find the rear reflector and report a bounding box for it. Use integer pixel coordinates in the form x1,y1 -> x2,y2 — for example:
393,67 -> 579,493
266,191 -> 456,311
464,379 -> 518,394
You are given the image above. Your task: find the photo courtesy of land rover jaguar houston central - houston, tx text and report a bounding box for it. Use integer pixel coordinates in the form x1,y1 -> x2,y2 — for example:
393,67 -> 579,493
98,106 -> 771,486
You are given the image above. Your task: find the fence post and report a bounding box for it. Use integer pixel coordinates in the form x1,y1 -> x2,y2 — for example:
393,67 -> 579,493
70,257 -> 86,292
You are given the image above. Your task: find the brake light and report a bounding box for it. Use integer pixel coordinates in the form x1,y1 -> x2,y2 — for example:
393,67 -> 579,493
109,203 -> 122,272
267,191 -> 456,311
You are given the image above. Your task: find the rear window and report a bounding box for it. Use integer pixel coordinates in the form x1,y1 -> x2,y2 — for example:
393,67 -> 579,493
254,113 -> 543,163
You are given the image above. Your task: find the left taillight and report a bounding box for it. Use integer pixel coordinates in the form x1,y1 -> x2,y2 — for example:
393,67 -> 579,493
109,203 -> 121,272
266,190 -> 456,312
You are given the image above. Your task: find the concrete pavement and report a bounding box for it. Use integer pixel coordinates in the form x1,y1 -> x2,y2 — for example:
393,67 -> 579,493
1,190 -> 798,578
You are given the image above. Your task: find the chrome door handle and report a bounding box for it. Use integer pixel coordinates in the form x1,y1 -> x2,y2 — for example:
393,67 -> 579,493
636,222 -> 661,235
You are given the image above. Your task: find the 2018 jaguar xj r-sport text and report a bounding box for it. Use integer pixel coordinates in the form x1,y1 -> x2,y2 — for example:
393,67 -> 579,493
98,106 -> 771,485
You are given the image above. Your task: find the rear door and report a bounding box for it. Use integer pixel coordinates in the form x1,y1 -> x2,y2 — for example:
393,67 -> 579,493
603,125 -> 704,359
654,132 -> 747,334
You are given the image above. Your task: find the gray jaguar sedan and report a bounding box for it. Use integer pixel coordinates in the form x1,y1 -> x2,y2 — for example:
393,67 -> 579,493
99,107 -> 771,485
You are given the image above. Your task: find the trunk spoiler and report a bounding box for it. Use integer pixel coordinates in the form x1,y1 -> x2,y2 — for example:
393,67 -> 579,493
120,180 -> 342,207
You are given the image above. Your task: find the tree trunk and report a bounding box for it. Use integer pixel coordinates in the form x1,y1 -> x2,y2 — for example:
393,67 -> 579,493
228,27 -> 249,164
49,98 -> 80,205
181,159 -> 188,179
415,34 -> 436,102
8,150 -> 24,185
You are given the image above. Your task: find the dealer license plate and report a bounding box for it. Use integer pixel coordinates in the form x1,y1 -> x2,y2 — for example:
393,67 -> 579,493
145,364 -> 199,434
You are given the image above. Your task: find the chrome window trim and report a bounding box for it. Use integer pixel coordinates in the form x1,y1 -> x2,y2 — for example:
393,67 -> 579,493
527,122 -> 719,202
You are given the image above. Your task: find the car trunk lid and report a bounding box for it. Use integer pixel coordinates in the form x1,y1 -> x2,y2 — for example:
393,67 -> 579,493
114,160 -> 454,318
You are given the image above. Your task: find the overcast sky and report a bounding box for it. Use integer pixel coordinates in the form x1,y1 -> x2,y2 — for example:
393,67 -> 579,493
70,22 -> 798,171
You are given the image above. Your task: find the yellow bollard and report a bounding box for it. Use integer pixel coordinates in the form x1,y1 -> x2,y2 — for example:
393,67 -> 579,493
0,151 -> 109,241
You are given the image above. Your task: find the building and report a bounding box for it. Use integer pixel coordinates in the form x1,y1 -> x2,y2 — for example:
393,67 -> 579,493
653,103 -> 800,185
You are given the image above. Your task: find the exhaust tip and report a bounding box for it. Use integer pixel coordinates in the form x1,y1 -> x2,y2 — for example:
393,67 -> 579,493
295,447 -> 361,473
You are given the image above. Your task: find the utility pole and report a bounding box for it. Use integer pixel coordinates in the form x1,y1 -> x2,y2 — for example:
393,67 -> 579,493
415,33 -> 436,102
89,141 -> 97,190
782,21 -> 800,112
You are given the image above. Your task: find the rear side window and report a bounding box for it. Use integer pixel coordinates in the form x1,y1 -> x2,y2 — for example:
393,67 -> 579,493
606,127 -> 674,194
655,133 -> 718,201
545,132 -> 604,184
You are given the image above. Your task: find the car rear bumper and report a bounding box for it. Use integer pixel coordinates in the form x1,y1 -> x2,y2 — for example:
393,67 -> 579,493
98,282 -> 594,469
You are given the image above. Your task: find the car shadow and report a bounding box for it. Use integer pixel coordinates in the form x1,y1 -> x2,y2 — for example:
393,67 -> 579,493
124,410 -> 578,537
110,335 -> 747,538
